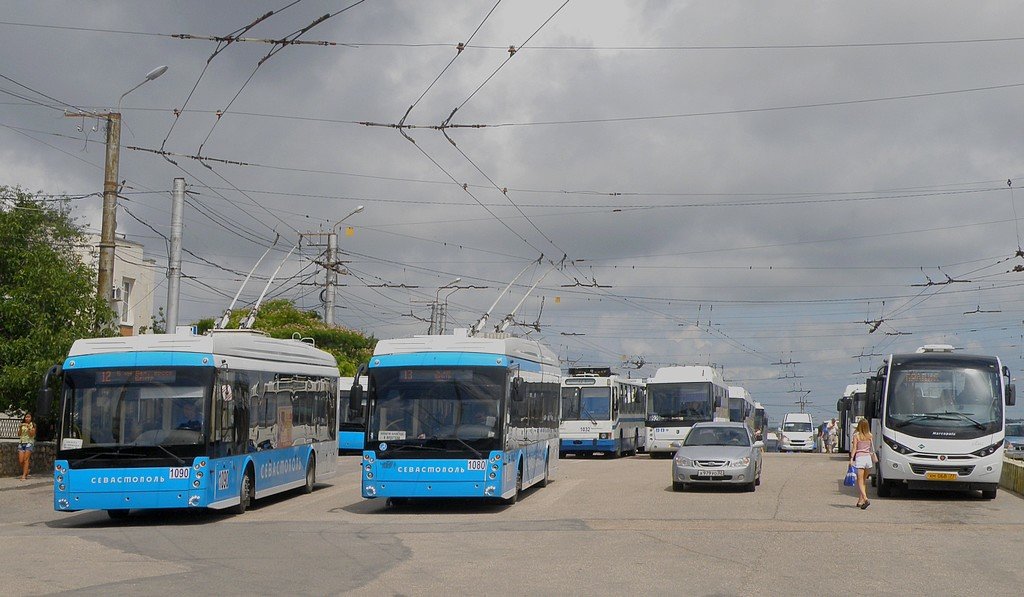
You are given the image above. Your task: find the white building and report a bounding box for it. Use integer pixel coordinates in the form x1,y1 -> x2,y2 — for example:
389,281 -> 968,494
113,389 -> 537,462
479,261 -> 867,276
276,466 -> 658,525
78,234 -> 158,336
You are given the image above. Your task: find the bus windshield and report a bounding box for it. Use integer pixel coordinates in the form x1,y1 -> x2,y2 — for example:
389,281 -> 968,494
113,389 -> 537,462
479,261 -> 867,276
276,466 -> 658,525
368,367 -> 505,449
61,366 -> 213,448
647,383 -> 712,421
886,365 -> 1002,436
561,387 -> 611,421
783,421 -> 812,432
728,398 -> 745,422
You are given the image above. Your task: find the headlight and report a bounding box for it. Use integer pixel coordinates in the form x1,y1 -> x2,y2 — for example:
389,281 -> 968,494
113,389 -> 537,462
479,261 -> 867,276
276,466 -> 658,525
674,456 -> 693,467
972,441 -> 1003,457
883,436 -> 913,455
729,457 -> 751,467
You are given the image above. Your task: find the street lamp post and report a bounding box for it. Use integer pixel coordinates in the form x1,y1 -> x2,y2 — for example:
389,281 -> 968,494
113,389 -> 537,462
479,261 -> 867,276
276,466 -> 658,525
74,65 -> 168,324
325,205 -> 364,325
429,277 -> 461,335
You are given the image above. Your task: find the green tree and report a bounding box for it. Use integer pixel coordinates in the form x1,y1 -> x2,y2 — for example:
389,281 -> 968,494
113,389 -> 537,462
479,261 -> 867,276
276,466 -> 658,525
0,187 -> 115,413
194,299 -> 375,375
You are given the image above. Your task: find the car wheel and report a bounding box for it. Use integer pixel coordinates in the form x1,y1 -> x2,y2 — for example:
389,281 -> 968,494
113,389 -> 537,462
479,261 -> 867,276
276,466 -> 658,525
672,481 -> 685,492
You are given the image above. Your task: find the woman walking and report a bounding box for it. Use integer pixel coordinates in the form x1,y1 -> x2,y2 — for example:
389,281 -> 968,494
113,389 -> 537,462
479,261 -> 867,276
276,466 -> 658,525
17,413 -> 36,481
849,418 -> 876,509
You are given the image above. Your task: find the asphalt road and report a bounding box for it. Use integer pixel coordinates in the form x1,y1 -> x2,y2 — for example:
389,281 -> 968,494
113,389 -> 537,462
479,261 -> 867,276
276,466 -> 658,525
2,452 -> 1024,596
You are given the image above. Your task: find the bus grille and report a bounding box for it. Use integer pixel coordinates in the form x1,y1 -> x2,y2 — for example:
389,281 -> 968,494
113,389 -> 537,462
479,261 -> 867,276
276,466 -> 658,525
909,464 -> 975,475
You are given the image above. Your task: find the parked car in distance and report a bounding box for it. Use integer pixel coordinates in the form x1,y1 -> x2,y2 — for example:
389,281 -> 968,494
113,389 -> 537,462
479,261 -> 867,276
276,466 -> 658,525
671,421 -> 763,492
1005,421 -> 1024,458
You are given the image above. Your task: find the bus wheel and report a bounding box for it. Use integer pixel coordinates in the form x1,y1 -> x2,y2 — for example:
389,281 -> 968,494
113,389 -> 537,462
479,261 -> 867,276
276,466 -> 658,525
539,454 -> 550,488
303,456 -> 316,494
503,463 -> 523,505
232,470 -> 253,515
876,469 -> 892,498
982,488 -> 997,500
106,509 -> 130,520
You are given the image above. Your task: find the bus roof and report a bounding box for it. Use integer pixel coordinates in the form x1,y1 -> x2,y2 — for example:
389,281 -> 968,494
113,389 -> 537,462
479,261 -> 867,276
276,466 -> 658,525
66,328 -> 338,370
648,365 -> 724,385
728,386 -> 751,400
372,330 -> 559,368
843,384 -> 866,397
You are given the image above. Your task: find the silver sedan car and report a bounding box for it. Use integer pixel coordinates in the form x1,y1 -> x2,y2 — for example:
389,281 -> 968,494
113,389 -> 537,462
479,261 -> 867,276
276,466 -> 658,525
671,421 -> 763,492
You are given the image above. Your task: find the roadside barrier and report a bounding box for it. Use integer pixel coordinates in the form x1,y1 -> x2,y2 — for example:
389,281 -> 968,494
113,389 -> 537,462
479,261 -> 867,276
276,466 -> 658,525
1000,456 -> 1024,495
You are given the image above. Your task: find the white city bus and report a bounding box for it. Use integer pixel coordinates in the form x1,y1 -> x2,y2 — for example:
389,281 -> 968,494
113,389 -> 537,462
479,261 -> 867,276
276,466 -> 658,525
559,367 -> 646,458
866,344 -> 1015,499
645,366 -> 728,457
836,383 -> 867,453
727,386 -> 755,431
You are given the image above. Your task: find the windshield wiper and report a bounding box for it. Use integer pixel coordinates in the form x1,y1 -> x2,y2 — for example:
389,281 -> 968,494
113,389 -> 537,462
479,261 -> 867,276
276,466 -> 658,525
392,443 -> 447,453
892,413 -> 962,428
940,410 -> 986,430
149,442 -> 187,465
70,449 -> 144,466
580,405 -> 598,426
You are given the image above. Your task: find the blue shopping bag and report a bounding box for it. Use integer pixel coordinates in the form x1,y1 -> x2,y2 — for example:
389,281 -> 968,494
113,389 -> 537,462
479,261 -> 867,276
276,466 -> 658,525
843,465 -> 856,487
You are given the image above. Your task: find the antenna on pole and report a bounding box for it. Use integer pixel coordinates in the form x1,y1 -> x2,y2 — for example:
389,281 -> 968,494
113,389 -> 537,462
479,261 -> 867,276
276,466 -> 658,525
471,254 -> 542,336
217,234 -> 279,329
496,263 -> 557,333
241,243 -> 297,330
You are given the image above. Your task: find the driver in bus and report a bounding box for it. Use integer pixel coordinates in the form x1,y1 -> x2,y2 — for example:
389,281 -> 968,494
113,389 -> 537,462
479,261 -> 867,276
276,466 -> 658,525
177,400 -> 203,431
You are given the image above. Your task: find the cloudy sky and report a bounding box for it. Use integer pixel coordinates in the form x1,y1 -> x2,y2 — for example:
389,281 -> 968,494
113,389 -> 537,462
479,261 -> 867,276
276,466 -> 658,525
4,1 -> 1024,423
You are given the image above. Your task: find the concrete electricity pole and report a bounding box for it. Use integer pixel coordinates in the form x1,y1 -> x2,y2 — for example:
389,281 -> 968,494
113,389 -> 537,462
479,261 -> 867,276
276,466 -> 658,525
302,205 -> 363,325
165,178 -> 185,331
66,66 -> 168,321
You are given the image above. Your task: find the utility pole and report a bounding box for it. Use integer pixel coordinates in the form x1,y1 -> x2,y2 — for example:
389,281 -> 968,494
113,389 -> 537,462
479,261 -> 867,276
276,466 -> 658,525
64,65 -> 168,326
304,206 -> 363,325
165,178 -> 185,331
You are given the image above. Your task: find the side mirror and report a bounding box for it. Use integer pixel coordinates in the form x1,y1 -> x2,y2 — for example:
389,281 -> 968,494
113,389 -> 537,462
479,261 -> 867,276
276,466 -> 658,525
36,364 -> 62,442
511,377 -> 525,402
1007,383 -> 1016,407
753,441 -> 765,449
865,377 -> 880,418
348,384 -> 364,421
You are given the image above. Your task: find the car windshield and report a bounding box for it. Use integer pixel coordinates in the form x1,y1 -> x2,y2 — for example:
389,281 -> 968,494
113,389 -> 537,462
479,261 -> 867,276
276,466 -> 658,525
61,366 -> 213,448
647,382 -> 712,420
561,387 -> 611,421
783,422 -> 812,432
1006,423 -> 1024,437
368,366 -> 505,445
684,427 -> 750,447
886,364 -> 1002,434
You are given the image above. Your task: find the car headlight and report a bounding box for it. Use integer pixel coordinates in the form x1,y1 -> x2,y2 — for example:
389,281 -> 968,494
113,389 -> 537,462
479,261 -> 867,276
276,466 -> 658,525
674,456 -> 693,467
883,436 -> 913,455
972,441 -> 1003,457
729,457 -> 751,467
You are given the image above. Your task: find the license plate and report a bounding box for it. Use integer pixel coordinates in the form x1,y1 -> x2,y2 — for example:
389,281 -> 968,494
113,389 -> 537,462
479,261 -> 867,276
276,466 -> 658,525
696,470 -> 725,477
925,471 -> 958,481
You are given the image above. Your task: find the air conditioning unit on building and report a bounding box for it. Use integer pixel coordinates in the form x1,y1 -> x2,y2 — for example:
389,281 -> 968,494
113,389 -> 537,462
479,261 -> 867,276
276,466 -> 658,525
111,286 -> 123,301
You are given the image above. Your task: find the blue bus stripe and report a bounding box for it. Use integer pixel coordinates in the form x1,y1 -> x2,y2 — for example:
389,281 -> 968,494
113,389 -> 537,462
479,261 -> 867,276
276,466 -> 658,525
64,351 -> 214,369
371,352 -> 543,372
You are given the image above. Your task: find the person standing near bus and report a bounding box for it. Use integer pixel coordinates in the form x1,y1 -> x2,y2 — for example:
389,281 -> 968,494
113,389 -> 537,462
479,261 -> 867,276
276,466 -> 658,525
849,418 -> 876,509
17,413 -> 36,480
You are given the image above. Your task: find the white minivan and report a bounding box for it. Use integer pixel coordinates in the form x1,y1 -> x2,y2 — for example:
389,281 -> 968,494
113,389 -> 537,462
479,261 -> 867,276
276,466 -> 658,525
780,413 -> 815,452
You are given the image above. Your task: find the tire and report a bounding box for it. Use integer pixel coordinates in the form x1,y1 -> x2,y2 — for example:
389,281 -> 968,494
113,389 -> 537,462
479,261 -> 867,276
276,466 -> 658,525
539,454 -> 550,488
982,488 -> 997,500
106,509 -> 130,520
876,468 -> 892,498
745,480 -> 756,492
303,456 -> 316,494
231,469 -> 254,515
672,481 -> 685,492
503,463 -> 523,505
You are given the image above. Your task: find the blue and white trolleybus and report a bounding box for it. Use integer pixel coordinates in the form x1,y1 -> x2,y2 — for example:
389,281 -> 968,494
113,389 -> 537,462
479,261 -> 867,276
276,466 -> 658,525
358,329 -> 560,504
559,367 -> 646,457
42,328 -> 340,519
